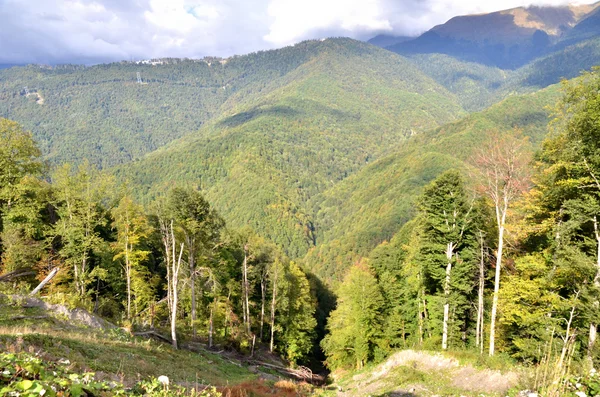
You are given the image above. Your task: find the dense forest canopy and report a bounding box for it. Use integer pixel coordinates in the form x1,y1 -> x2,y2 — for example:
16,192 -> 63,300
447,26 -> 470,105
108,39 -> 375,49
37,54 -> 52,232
2,13 -> 600,393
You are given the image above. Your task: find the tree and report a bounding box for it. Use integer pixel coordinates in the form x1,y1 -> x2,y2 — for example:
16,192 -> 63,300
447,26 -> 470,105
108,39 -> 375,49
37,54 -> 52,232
112,195 -> 151,320
51,162 -> 113,296
322,262 -> 384,369
1,176 -> 49,274
275,261 -> 316,363
167,188 -> 223,337
0,118 -> 43,209
157,212 -> 185,350
473,131 -> 530,356
417,170 -> 477,350
524,68 -> 600,362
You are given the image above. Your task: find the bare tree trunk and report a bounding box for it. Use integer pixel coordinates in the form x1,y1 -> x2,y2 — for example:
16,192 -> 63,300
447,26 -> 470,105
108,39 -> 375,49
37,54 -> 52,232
209,308 -> 214,348
489,207 -> 506,356
161,218 -> 183,350
270,264 -> 278,353
189,239 -> 196,337
125,227 -> 131,320
476,232 -> 485,351
423,296 -> 431,339
418,299 -> 424,345
589,216 -> 600,357
30,267 -> 59,296
260,272 -> 266,340
442,242 -> 454,350
242,245 -> 251,333
171,241 -> 184,349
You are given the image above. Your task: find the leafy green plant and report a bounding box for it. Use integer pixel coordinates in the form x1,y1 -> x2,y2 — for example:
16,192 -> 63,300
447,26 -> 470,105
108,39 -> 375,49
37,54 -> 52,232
0,352 -> 222,396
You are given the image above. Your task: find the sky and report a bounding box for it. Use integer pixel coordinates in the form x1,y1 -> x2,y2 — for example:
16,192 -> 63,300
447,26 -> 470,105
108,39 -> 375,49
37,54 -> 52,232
0,0 -> 597,65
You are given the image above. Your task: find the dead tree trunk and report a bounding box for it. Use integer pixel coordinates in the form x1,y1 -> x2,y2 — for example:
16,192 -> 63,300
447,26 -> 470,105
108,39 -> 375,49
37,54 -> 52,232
489,207 -> 507,356
242,244 -> 251,333
476,231 -> 485,352
260,268 -> 267,340
270,263 -> 279,353
442,242 -> 455,350
589,216 -> 600,357
30,267 -> 59,296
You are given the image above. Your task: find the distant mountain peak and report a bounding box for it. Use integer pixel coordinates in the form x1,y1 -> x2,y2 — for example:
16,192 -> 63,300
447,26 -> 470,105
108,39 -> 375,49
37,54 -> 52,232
388,1 -> 600,69
430,2 -> 600,43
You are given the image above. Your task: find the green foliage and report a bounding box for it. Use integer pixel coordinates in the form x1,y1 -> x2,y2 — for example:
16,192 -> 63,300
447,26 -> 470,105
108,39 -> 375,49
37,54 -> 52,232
0,352 -> 222,396
321,263 -> 384,369
416,170 -> 479,348
0,118 -> 43,204
50,161 -> 114,296
275,261 -> 317,363
305,84 -> 559,281
114,38 -> 464,259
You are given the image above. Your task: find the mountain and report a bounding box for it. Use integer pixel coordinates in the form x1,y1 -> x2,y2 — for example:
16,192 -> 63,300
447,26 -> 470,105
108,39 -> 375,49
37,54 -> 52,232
367,34 -> 413,48
303,84 -> 561,280
1,16 -> 598,280
389,2 -> 600,69
0,46 -> 348,168
401,32 -> 600,111
114,38 -> 465,258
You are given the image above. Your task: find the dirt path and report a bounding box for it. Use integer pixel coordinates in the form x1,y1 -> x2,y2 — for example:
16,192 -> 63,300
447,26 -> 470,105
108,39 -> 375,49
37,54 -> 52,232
335,350 -> 519,397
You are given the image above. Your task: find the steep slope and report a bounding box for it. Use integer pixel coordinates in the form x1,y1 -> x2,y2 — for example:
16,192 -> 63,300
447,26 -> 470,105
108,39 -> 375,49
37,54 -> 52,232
402,33 -> 600,111
115,38 -> 465,258
304,84 -> 561,280
390,2 -> 600,69
0,42 -> 346,168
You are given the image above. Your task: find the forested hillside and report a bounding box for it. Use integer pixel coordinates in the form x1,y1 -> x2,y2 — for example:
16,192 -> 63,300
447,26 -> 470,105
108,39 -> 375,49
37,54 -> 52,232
320,67 -> 600,397
0,39 -> 402,168
3,2 -> 600,395
304,84 -> 561,280
114,38 -> 464,258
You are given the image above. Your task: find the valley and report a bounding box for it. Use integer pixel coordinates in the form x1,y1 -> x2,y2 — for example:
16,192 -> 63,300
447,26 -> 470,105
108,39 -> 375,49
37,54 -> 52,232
2,1 -> 600,396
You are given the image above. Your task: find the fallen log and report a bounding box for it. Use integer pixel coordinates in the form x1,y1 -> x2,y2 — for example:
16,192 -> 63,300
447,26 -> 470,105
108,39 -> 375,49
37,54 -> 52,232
30,267 -> 59,296
133,330 -> 172,344
247,360 -> 319,382
0,269 -> 36,283
9,315 -> 49,321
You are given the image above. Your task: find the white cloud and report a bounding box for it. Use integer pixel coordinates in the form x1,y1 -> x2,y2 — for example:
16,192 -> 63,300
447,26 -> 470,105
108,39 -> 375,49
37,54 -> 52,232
265,0 -> 391,45
0,0 -> 597,64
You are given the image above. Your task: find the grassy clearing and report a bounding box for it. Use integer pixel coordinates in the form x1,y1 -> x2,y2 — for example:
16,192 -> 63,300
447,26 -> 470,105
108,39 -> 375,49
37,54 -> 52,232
0,299 -> 254,387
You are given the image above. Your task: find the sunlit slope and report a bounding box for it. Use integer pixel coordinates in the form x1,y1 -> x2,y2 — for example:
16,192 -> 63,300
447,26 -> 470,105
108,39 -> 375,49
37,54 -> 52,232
304,84 -> 561,280
0,39 -> 358,168
116,38 -> 465,258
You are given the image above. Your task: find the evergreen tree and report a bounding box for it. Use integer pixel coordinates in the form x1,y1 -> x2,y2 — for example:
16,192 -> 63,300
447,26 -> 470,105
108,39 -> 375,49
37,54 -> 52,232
417,170 -> 478,349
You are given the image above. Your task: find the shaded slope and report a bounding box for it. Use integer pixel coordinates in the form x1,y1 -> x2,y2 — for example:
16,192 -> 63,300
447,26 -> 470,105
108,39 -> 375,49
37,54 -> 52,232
116,38 -> 465,258
403,35 -> 600,111
304,84 -> 561,280
390,2 -> 600,69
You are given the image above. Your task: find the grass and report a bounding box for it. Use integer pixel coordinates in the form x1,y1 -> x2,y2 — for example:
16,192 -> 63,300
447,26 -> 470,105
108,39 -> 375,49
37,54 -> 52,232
0,299 -> 254,387
328,349 -> 529,397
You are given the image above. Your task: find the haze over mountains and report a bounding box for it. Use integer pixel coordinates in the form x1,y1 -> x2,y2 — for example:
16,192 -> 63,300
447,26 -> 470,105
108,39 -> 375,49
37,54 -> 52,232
1,2 -> 599,280
387,1 -> 600,68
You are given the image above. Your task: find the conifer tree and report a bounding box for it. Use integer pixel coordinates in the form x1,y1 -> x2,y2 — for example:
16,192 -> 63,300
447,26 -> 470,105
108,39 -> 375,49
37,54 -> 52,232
417,170 -> 477,349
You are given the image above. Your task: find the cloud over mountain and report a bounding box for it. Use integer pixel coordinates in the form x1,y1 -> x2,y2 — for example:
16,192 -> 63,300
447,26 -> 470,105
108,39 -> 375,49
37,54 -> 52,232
0,0 -> 596,64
